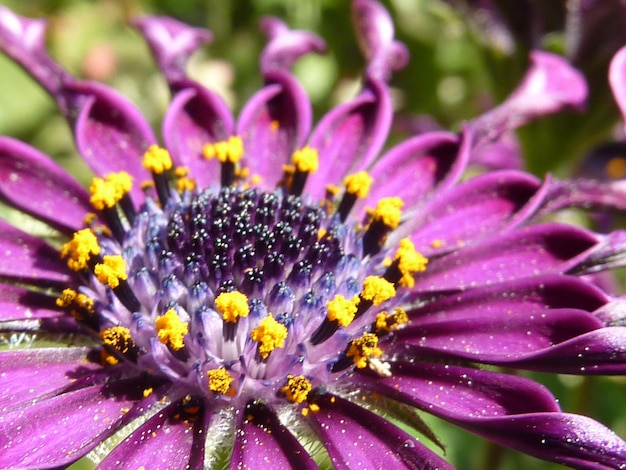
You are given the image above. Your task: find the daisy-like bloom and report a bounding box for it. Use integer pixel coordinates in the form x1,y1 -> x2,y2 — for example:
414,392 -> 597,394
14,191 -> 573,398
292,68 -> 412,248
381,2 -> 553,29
1,1 -> 626,469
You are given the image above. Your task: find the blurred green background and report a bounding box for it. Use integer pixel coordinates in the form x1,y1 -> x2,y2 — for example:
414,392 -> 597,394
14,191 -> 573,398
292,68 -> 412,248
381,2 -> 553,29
0,0 -> 625,469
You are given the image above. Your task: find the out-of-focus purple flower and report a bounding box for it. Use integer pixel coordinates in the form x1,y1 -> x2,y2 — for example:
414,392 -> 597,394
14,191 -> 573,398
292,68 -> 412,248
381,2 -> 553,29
0,1 -> 625,469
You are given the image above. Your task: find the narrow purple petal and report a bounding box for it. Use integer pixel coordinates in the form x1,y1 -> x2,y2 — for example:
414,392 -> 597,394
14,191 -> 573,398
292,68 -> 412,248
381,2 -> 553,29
135,16 -> 235,188
237,71 -> 311,189
0,219 -> 71,287
231,403 -> 317,470
363,363 -> 626,469
0,348 -> 103,411
0,284 -> 62,321
415,223 -> 599,293
408,170 -> 542,255
351,0 -> 409,81
566,229 -> 626,274
468,132 -> 523,170
0,8 -> 156,204
0,137 -> 92,233
307,394 -> 452,470
0,379 -> 151,469
132,16 -> 212,82
359,131 -> 464,215
609,45 -> 626,129
98,400 -> 206,470
469,51 -> 587,148
307,79 -> 392,198
259,17 -> 326,74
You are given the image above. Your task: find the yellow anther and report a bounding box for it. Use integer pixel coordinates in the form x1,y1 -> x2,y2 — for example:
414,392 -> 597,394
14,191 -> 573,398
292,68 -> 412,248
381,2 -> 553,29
394,238 -> 429,288
89,172 -> 133,211
368,197 -> 404,229
375,308 -> 409,334
202,136 -> 244,164
215,291 -> 250,323
174,166 -> 196,193
281,375 -> 312,404
291,146 -> 319,173
326,294 -> 360,327
347,333 -> 382,369
155,309 -> 189,351
100,326 -> 134,354
208,367 -> 235,395
143,145 -> 173,174
61,229 -> 101,271
361,276 -> 396,306
250,315 -> 288,359
343,171 -> 373,199
56,288 -> 77,308
56,288 -> 95,317
94,255 -> 128,289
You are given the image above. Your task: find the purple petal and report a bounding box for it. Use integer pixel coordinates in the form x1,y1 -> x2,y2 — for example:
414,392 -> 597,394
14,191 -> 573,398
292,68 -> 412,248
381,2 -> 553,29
0,137 -> 92,233
0,348 -> 103,411
231,403 -> 317,469
609,45 -> 626,129
0,284 -> 63,321
0,378 -> 151,468
0,8 -> 156,204
237,71 -> 311,189
415,223 -> 599,293
307,79 -> 392,198
566,229 -> 626,274
468,131 -> 524,170
359,131 -> 465,215
0,219 -> 71,287
307,394 -> 451,470
162,86 -> 233,188
408,170 -> 542,255
132,16 -> 212,82
469,51 -> 587,148
351,0 -> 409,81
259,17 -> 326,74
98,400 -> 206,470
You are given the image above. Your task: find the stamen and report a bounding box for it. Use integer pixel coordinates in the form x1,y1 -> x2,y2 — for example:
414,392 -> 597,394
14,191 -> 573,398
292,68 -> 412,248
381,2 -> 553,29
100,326 -> 135,356
56,288 -> 95,320
89,172 -> 136,241
281,375 -> 312,403
360,275 -> 396,306
250,315 -> 288,359
203,136 -> 244,187
362,197 -> 404,256
61,229 -> 101,271
374,308 -> 409,335
215,291 -> 250,323
384,238 -> 428,288
348,333 -> 382,368
155,309 -> 189,351
289,146 -> 319,196
337,171 -> 373,221
326,294 -> 360,327
208,367 -> 235,395
143,145 -> 173,206
94,255 -> 128,289
175,167 -> 196,193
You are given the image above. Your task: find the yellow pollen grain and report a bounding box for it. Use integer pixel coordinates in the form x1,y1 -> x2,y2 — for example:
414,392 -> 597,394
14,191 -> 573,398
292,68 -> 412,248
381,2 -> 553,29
208,367 -> 235,395
250,315 -> 288,359
100,349 -> 119,366
94,255 -> 128,289
343,171 -> 373,198
269,120 -> 280,132
281,375 -> 312,403
291,146 -> 319,173
89,172 -> 133,211
606,156 -> 626,179
202,136 -> 244,163
431,239 -> 445,249
100,326 -> 134,354
215,291 -> 250,323
347,333 -> 382,369
361,276 -> 396,306
309,403 -> 320,412
394,238 -> 429,288
155,309 -> 189,351
369,197 -> 404,229
61,229 -> 101,271
143,145 -> 173,174
143,387 -> 153,398
326,294 -> 360,327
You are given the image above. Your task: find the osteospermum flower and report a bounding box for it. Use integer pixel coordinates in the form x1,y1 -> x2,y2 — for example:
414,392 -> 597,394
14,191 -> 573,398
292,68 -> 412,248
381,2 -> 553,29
1,1 -> 626,469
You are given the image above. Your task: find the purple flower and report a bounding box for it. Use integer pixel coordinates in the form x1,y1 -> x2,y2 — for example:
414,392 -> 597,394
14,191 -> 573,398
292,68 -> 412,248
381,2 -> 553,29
0,1 -> 625,469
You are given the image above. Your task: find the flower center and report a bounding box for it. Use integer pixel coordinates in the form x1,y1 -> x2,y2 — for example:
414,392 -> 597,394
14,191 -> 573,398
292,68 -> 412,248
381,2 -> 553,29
57,144 -> 427,409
